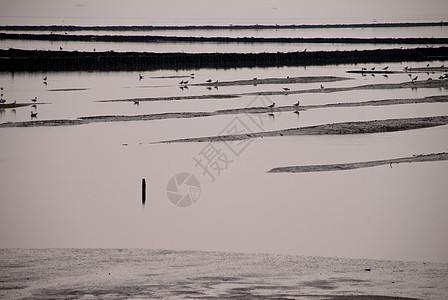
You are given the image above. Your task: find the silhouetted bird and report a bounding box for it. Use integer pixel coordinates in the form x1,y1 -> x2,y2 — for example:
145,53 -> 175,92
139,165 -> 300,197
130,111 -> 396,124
268,102 -> 275,109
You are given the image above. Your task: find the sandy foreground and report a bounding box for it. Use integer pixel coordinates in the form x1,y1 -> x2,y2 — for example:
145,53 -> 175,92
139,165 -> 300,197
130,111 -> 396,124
1,249 -> 447,299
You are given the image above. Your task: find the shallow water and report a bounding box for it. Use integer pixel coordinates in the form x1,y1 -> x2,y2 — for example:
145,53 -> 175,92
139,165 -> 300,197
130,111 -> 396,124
1,38 -> 446,53
1,61 -> 448,264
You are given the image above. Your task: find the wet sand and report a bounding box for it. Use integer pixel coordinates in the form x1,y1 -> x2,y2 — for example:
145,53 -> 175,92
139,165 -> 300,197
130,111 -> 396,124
269,152 -> 448,173
1,248 -> 447,300
2,95 -> 447,128
158,116 -> 448,143
99,78 -> 448,103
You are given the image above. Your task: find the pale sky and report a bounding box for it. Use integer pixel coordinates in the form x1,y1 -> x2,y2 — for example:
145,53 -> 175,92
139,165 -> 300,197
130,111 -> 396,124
0,0 -> 447,26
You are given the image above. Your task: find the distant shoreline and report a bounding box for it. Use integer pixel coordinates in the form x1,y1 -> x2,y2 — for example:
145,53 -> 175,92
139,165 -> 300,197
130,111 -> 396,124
2,33 -> 448,45
1,21 -> 447,31
1,47 -> 447,71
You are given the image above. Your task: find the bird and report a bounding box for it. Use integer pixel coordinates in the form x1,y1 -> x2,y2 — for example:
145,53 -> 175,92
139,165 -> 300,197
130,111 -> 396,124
0,98 -> 5,104
32,97 -> 37,102
427,63 -> 430,67
427,78 -> 432,81
320,85 -> 324,89
59,46 -> 63,51
30,111 -> 38,118
441,64 -> 445,68
293,100 -> 300,108
179,80 -> 184,84
361,67 -> 367,71
268,102 -> 275,109
206,86 -> 212,90
138,74 -> 143,80
214,80 -> 219,85
183,80 -> 189,85
190,73 -> 195,76
43,76 -> 47,81
371,67 -> 375,71
439,76 -> 444,80
283,87 -> 290,91
206,79 -> 212,83
382,66 -> 389,70
412,76 -> 418,81
133,100 -> 139,105
253,77 -> 257,80
11,100 -> 16,105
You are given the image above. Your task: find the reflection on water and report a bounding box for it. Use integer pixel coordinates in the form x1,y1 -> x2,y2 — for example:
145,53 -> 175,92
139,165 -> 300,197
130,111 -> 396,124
1,61 -> 448,263
1,39 -> 446,53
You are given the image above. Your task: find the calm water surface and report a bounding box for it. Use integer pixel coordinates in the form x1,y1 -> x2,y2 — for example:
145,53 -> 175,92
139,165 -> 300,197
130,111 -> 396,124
1,0 -> 448,265
1,62 -> 448,263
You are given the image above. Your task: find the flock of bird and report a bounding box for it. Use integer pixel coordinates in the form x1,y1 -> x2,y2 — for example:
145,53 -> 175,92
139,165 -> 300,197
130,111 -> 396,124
2,63 -> 447,120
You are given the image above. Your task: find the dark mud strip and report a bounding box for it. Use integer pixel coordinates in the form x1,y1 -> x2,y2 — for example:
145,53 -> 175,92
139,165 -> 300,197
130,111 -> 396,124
347,66 -> 448,74
1,96 -> 448,128
194,76 -> 353,87
0,103 -> 30,109
159,116 -> 448,143
243,78 -> 448,97
2,33 -> 448,45
47,88 -> 89,92
268,152 -> 448,173
1,47 -> 447,72
99,94 -> 240,103
1,22 -> 447,31
100,79 -> 448,103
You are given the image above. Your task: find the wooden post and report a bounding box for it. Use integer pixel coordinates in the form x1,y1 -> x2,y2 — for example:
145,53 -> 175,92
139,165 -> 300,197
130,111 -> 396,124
142,178 -> 146,205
